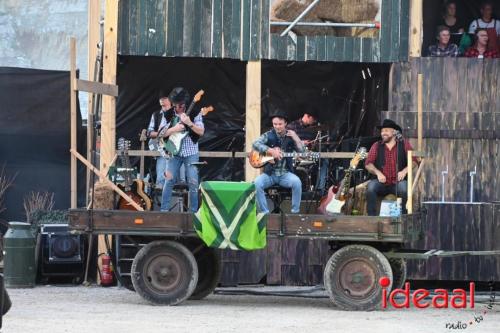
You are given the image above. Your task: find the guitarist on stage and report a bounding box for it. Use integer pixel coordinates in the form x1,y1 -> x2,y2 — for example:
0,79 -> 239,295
364,119 -> 417,216
147,90 -> 172,189
160,87 -> 204,213
252,112 -> 304,214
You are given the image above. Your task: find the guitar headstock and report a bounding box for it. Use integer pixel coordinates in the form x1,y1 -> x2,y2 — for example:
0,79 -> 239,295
117,137 -> 131,154
201,105 -> 214,116
349,147 -> 367,169
139,129 -> 147,142
193,90 -> 204,102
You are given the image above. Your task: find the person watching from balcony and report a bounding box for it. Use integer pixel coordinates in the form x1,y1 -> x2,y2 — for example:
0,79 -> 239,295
428,26 -> 460,57
468,1 -> 500,52
464,28 -> 499,58
439,1 -> 465,46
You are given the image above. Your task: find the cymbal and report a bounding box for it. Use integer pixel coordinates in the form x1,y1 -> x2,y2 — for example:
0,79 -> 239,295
303,124 -> 330,133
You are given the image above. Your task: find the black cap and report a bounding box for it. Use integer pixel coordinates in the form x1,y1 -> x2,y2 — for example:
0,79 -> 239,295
269,110 -> 289,123
304,105 -> 320,120
169,87 -> 190,104
376,119 -> 402,133
158,89 -> 169,99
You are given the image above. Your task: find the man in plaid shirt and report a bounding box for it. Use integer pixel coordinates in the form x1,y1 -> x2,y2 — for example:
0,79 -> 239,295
428,26 -> 460,57
161,87 -> 204,212
365,119 -> 418,216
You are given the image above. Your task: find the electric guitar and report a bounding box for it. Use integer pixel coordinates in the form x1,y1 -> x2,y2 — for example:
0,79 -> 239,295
248,149 -> 320,168
317,147 -> 367,215
163,90 -> 205,155
116,138 -> 152,211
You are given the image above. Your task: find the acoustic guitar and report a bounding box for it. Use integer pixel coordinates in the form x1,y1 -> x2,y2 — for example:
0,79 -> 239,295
248,149 -> 320,168
317,147 -> 367,215
116,138 -> 152,211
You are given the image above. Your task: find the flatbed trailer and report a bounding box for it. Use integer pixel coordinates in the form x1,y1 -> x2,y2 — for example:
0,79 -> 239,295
69,209 -> 427,310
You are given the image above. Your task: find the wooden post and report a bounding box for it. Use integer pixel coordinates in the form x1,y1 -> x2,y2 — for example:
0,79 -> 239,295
245,60 -> 262,182
409,0 -> 423,57
70,38 -> 77,208
87,0 -> 101,203
407,150 -> 413,214
417,73 -> 423,151
100,0 -> 118,176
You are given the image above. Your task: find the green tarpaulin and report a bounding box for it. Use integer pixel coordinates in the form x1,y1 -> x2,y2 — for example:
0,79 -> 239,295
193,181 -> 267,250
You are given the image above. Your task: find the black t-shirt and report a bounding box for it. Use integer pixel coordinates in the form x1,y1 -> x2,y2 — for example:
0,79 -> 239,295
287,119 -> 317,141
438,17 -> 466,45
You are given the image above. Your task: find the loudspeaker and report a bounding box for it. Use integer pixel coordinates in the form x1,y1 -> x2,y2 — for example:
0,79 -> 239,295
39,224 -> 85,281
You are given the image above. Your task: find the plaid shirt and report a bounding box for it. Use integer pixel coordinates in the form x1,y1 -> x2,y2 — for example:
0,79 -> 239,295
428,43 -> 460,57
464,47 -> 498,58
147,110 -> 167,135
253,129 -> 304,177
365,140 -> 415,186
172,113 -> 204,157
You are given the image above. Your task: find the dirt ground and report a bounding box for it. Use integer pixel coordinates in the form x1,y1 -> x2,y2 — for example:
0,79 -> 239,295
3,285 -> 499,333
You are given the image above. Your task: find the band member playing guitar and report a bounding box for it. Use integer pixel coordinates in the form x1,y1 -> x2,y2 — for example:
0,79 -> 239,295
160,87 -> 205,213
147,90 -> 173,189
252,112 -> 304,214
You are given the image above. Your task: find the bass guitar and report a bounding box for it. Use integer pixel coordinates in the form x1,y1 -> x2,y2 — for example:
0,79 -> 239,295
317,147 -> 367,215
248,149 -> 320,168
163,90 -> 204,155
116,138 -> 152,211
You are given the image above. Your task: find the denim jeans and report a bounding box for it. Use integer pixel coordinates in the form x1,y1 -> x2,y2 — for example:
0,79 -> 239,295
156,157 -> 186,189
161,154 -> 199,212
366,179 -> 408,216
254,172 -> 302,214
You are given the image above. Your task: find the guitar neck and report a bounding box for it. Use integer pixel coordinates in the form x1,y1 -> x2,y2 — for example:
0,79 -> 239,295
281,152 -> 309,157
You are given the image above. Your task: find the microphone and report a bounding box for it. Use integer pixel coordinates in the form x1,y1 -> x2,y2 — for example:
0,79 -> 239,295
394,130 -> 403,141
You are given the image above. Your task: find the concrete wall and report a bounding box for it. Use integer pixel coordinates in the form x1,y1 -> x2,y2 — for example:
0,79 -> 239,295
0,0 -> 90,118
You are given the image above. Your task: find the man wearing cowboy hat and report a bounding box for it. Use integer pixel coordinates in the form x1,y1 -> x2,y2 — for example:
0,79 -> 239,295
365,119 -> 417,216
252,111 -> 304,214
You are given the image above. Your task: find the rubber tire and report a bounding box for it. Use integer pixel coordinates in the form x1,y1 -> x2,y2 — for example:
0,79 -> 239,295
389,258 -> 407,291
323,244 -> 393,311
189,247 -> 222,300
131,240 -> 198,305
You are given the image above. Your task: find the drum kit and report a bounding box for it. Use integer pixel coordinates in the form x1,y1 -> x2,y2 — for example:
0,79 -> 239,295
293,124 -> 332,193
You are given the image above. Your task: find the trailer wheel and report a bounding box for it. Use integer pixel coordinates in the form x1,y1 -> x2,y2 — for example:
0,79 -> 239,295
189,247 -> 222,300
389,258 -> 407,291
131,240 -> 198,305
323,244 -> 393,311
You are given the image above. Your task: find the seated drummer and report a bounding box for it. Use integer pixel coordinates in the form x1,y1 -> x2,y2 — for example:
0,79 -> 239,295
364,119 -> 418,216
287,107 -> 329,194
253,112 -> 304,214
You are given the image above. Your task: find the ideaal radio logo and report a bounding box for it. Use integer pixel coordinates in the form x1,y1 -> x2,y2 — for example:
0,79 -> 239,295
378,277 -> 496,330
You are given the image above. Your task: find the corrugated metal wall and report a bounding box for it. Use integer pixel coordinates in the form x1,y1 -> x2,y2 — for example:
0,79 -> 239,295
118,0 -> 409,63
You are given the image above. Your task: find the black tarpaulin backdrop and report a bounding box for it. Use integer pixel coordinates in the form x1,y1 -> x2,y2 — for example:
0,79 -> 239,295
0,67 -> 85,221
117,57 -> 388,181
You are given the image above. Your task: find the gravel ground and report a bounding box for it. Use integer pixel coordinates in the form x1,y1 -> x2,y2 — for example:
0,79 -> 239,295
2,285 -> 499,333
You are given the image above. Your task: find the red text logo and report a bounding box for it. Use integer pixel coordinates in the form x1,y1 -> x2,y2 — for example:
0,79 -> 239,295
379,277 -> 475,309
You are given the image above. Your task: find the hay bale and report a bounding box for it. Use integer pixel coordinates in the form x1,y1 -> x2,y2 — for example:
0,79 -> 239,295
271,0 -> 380,36
90,181 -> 115,209
314,0 -> 379,23
271,0 -> 334,36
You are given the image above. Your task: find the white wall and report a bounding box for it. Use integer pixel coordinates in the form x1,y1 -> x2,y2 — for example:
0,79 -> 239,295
0,0 -> 90,118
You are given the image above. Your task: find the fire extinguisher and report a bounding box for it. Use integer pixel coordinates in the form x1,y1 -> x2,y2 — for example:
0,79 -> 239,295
98,253 -> 114,286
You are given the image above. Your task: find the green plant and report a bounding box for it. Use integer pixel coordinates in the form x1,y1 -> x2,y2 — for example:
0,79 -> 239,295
23,192 -> 54,224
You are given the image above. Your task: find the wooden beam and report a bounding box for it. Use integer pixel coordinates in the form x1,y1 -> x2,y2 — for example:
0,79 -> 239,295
126,150 -> 357,159
70,38 -> 77,208
100,0 -> 118,177
411,158 -> 425,194
407,150 -> 413,214
409,0 -> 423,57
87,0 -> 101,206
76,79 -> 118,97
245,61 -> 262,182
71,149 -> 144,211
417,73 -> 423,151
